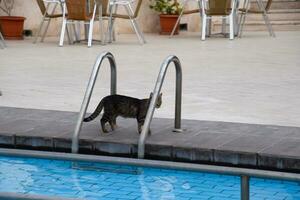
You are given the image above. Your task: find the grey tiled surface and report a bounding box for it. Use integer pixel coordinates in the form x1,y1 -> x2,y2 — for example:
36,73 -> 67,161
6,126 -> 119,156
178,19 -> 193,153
0,106 -> 299,172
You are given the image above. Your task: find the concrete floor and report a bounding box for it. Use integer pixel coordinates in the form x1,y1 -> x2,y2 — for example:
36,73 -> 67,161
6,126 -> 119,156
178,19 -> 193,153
0,32 -> 300,127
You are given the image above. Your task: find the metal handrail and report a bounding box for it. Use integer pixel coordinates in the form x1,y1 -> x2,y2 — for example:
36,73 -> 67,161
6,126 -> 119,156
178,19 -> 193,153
138,55 -> 182,159
71,51 -> 117,153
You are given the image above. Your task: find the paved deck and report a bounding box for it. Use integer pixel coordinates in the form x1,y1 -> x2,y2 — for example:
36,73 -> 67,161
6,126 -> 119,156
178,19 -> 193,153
0,106 -> 299,172
1,32 -> 300,127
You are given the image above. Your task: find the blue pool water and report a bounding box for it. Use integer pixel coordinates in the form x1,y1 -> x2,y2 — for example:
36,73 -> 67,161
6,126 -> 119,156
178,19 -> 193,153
0,156 -> 299,200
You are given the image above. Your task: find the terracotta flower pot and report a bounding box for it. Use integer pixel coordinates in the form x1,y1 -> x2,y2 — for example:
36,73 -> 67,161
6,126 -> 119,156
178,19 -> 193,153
0,16 -> 26,40
159,14 -> 179,35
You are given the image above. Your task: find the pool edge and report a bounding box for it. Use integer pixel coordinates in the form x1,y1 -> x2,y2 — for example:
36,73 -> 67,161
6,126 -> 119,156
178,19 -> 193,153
0,148 -> 299,182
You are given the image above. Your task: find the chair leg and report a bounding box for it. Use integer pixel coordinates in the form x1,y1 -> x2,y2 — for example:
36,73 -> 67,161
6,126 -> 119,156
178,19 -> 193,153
239,13 -> 246,37
206,18 -> 212,36
88,20 -> 94,47
88,5 -> 97,47
201,15 -> 207,41
112,20 -> 116,41
72,22 -> 80,42
229,14 -> 234,40
222,17 -> 227,35
262,13 -> 275,37
125,4 -> 146,44
105,3 -> 114,43
0,32 -> 5,48
59,18 -> 67,46
41,3 -> 58,43
41,18 -> 51,42
256,0 -> 275,37
33,17 -> 46,44
239,0 -> 250,38
98,4 -> 105,44
170,0 -> 188,38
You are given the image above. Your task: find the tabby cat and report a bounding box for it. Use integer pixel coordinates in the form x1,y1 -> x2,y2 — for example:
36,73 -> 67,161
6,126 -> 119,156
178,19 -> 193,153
83,93 -> 162,134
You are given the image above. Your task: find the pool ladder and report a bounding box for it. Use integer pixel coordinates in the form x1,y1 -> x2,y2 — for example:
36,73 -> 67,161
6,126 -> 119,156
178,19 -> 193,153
72,52 -> 255,200
72,51 -> 183,156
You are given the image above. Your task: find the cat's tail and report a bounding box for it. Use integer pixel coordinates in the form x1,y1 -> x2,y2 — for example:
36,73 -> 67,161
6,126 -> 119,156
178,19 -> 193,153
83,100 -> 104,122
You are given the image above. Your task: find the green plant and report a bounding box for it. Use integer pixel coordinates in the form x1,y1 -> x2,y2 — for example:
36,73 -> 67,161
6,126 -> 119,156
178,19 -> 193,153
149,0 -> 182,15
0,0 -> 14,16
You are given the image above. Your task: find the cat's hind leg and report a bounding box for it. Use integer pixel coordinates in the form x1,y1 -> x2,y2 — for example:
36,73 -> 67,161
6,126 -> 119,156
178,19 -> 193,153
109,117 -> 117,131
101,116 -> 109,133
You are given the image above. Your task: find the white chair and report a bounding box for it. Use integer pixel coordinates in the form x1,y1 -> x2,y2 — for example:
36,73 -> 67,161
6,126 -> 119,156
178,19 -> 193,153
106,0 -> 146,44
201,0 -> 236,40
59,0 -> 98,47
34,0 -> 70,43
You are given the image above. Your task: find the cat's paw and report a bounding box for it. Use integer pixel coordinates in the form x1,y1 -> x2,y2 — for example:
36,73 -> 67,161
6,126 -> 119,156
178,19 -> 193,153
102,129 -> 109,133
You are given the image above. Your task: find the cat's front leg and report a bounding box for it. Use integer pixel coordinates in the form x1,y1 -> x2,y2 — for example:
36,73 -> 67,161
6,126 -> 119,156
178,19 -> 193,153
109,119 -> 117,131
138,123 -> 151,136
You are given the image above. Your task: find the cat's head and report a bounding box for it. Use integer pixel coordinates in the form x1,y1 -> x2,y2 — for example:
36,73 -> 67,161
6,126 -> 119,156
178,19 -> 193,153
150,92 -> 162,108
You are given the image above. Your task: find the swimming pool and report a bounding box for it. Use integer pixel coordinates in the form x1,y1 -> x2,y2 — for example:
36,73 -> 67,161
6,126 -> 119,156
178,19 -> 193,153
0,150 -> 299,200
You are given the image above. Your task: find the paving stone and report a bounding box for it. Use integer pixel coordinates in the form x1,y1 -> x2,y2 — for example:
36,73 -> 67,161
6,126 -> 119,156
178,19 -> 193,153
0,135 -> 14,147
259,138 -> 300,157
93,141 -> 135,156
145,144 -> 172,160
15,136 -> 53,149
258,154 -> 300,171
217,135 -> 283,153
172,147 -> 213,162
0,119 -> 37,134
214,150 -> 257,166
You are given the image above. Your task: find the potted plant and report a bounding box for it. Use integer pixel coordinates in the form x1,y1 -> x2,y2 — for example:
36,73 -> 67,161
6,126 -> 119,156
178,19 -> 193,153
149,0 -> 182,35
0,0 -> 26,40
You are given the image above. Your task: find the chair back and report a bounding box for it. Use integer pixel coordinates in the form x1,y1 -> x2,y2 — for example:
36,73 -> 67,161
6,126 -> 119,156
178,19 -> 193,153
204,0 -> 232,15
36,0 -> 48,16
265,0 -> 273,11
65,0 -> 88,20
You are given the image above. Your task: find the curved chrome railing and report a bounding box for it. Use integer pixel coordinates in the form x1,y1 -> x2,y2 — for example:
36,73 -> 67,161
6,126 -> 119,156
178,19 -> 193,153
72,51 -> 117,153
138,55 -> 183,159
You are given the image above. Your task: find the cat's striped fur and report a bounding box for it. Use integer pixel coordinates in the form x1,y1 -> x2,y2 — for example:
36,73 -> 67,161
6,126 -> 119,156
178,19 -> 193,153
83,93 -> 162,134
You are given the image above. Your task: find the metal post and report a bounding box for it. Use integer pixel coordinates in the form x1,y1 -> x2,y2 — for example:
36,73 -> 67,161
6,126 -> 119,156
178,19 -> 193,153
241,175 -> 250,200
138,55 -> 182,159
71,52 -> 117,153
